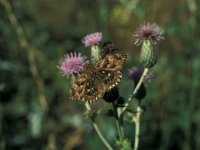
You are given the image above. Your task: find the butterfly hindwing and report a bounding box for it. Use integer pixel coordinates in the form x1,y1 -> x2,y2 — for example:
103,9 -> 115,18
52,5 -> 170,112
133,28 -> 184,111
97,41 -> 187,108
69,71 -> 106,103
96,69 -> 122,91
69,73 -> 87,101
83,77 -> 106,103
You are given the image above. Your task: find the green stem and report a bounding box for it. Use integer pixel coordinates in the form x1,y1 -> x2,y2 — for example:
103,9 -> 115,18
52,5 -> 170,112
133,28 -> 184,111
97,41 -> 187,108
133,105 -> 142,150
85,102 -> 113,150
119,115 -> 125,139
112,102 -> 124,141
119,68 -> 149,116
133,106 -> 142,150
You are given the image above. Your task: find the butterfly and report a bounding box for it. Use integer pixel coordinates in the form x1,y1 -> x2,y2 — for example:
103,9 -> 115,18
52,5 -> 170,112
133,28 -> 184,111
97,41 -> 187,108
100,41 -> 119,58
69,53 -> 127,103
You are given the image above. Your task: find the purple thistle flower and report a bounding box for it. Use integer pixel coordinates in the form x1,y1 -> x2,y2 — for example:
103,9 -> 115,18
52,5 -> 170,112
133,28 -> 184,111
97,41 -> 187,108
58,52 -> 87,76
127,67 -> 153,82
82,32 -> 103,47
134,23 -> 164,46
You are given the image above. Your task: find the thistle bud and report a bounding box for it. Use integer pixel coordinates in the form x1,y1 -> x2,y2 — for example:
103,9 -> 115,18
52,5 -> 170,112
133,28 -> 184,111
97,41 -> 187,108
134,23 -> 164,68
91,45 -> 101,63
140,40 -> 157,68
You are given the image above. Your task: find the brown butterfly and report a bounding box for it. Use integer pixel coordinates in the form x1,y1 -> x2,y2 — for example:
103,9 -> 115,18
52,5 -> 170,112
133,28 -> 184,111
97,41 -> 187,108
69,53 -> 127,103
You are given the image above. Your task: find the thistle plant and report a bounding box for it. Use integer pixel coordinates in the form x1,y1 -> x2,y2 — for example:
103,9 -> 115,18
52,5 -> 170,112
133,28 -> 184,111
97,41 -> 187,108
58,24 -> 164,150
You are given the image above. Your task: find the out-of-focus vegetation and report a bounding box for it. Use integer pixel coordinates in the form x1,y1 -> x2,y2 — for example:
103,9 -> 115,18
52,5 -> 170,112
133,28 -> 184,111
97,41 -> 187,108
0,0 -> 200,149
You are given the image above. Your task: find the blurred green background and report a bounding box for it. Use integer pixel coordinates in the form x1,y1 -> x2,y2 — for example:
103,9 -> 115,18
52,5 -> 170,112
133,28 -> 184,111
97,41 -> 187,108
0,0 -> 200,149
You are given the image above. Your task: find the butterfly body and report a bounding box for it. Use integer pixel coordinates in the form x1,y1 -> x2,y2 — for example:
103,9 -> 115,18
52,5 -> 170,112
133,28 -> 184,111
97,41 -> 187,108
69,53 -> 126,103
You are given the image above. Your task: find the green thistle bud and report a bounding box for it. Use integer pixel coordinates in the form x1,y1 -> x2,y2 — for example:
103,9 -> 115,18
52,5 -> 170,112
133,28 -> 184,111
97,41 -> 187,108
140,40 -> 157,68
91,45 -> 101,63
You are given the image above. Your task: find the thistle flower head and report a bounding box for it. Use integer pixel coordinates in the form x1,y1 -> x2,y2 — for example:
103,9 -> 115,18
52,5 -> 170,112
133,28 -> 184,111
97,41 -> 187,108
127,67 -> 152,82
58,52 -> 87,76
134,23 -> 164,46
82,32 -> 103,47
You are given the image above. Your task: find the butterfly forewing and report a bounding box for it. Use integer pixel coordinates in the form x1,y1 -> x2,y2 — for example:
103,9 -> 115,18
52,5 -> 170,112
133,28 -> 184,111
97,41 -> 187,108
95,53 -> 126,71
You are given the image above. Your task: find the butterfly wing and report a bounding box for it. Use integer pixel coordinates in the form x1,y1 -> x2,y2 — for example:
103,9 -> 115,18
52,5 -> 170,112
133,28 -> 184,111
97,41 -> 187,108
69,72 -> 106,103
69,73 -> 87,101
83,76 -> 106,103
96,70 -> 122,91
95,53 -> 126,91
95,53 -> 127,71
69,53 -> 126,103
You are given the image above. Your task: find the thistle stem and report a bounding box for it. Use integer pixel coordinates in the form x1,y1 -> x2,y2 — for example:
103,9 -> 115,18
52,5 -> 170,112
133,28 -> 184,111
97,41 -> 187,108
112,102 -> 124,141
119,68 -> 149,116
85,102 -> 113,150
133,105 -> 142,150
